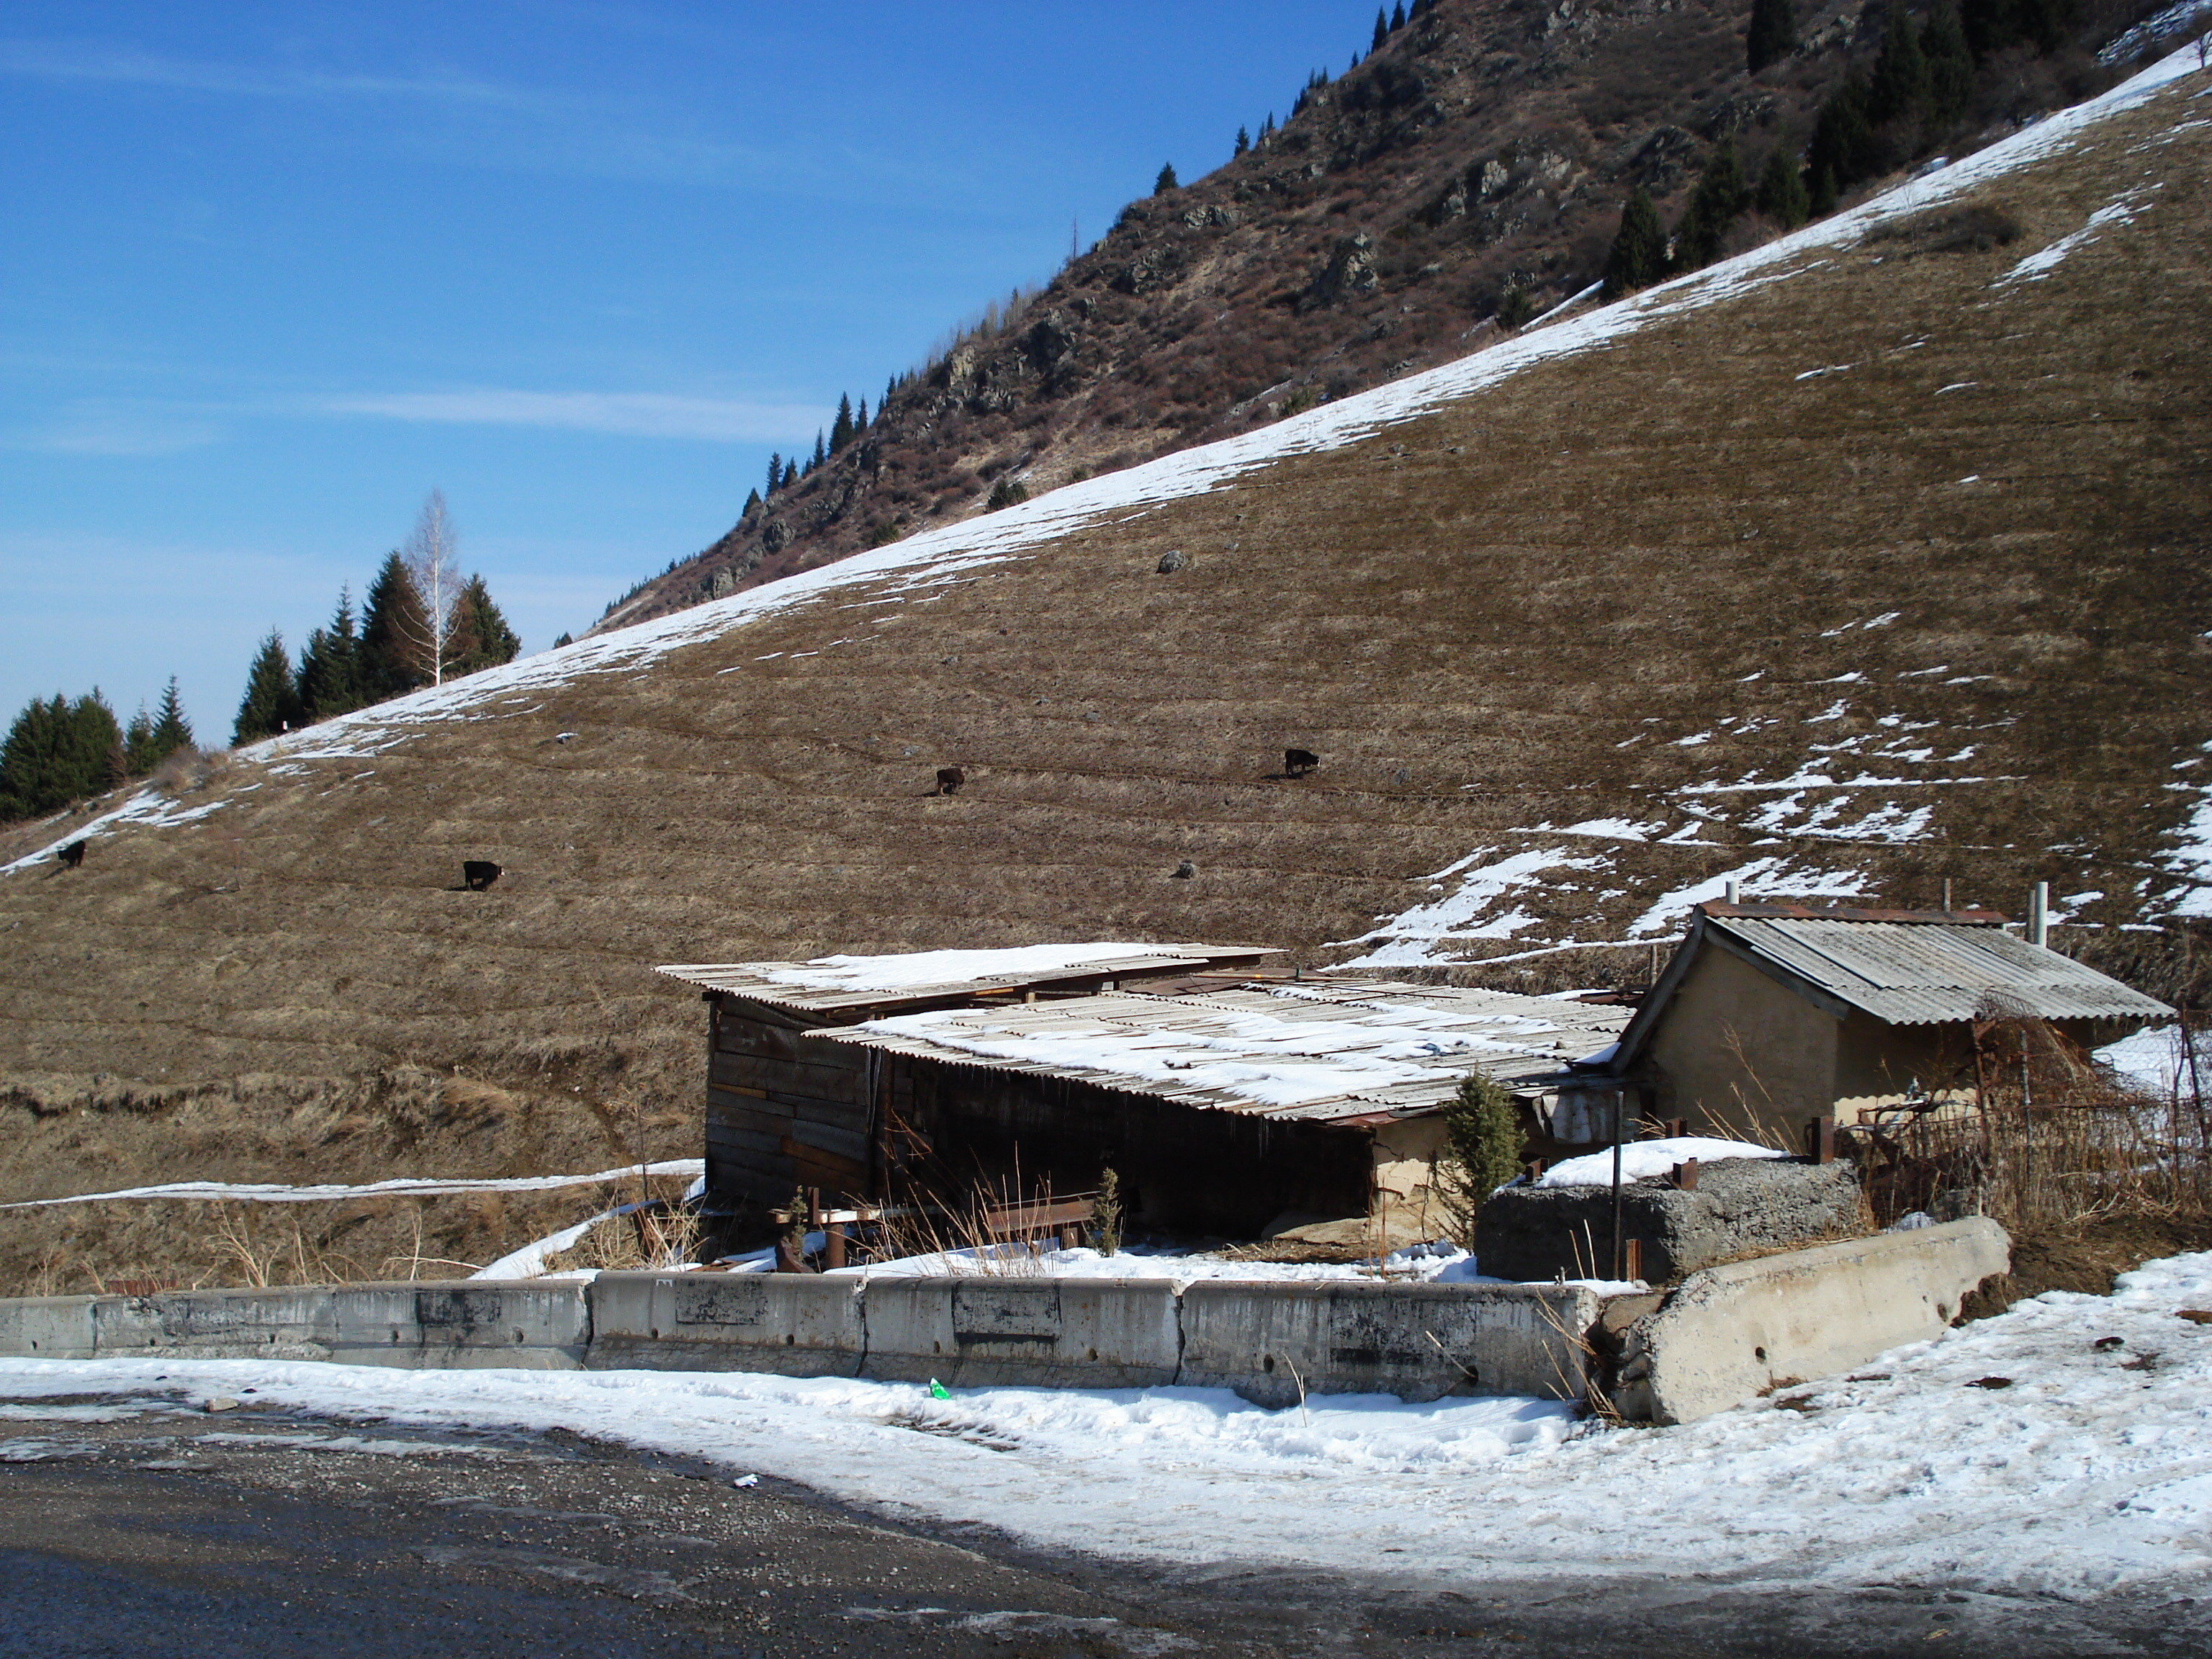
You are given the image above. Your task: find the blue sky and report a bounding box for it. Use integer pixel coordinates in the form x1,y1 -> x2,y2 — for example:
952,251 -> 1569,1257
1,1 -> 1375,734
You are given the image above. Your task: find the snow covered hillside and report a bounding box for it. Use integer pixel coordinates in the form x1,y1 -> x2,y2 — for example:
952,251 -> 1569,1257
8,1249 -> 2211,1598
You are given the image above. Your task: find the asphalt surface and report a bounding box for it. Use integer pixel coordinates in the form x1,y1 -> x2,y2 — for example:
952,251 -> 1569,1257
1,1388 -> 2205,1658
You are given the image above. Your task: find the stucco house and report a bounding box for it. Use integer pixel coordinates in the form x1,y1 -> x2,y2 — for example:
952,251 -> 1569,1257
1606,901 -> 2172,1138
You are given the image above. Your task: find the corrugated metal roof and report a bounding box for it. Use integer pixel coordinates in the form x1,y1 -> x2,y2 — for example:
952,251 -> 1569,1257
808,980 -> 1631,1123
1709,913 -> 2174,1025
656,943 -> 1270,1015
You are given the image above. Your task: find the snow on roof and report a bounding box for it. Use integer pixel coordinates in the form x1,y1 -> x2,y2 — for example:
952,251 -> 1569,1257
810,979 -> 1632,1120
656,943 -> 1270,1013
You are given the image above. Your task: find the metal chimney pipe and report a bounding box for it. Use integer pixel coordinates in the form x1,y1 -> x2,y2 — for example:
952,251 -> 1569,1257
2029,881 -> 2049,948
1725,879 -> 1742,905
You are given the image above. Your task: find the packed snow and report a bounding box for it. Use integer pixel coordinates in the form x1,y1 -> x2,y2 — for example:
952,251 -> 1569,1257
0,1159 -> 703,1212
2097,1024 -> 2210,1099
732,943 -> 1223,995
8,1248 -> 2211,1597
1534,1138 -> 1788,1187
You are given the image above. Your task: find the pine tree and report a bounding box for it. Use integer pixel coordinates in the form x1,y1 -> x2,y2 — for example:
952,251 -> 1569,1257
855,397 -> 868,431
0,692 -> 126,819
124,704 -> 156,775
1755,143 -> 1812,227
1867,2 -> 1933,127
296,588 -> 365,721
1154,161 -> 1178,194
148,676 -> 194,762
1673,140 -> 1750,271
1806,72 -> 1876,194
1923,5 -> 1977,124
1372,8 -> 1389,51
232,634 -> 302,745
552,631 -> 574,649
359,552 -> 432,703
1747,0 -> 1797,72
783,457 -> 799,490
830,393 -> 854,453
1602,189 -> 1668,297
447,574 -> 521,675
1234,125 -> 1250,156
765,451 -> 783,496
742,487 -> 763,516
1437,1073 -> 1527,1244
810,428 -> 826,471
1809,162 -> 1840,217
1390,1 -> 1406,30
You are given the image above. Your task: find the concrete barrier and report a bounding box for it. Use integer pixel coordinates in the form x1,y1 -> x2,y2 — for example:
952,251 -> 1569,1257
1614,1218 -> 2011,1424
330,1282 -> 590,1370
586,1272 -> 863,1376
91,1287 -> 338,1360
1175,1281 -> 1601,1408
859,1277 -> 1181,1389
0,1295 -> 96,1359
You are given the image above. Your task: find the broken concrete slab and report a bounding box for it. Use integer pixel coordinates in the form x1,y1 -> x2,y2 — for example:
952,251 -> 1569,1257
1473,1156 -> 1865,1283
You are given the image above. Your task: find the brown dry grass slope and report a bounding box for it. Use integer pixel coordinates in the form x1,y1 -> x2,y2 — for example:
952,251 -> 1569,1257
1,66 -> 2207,1290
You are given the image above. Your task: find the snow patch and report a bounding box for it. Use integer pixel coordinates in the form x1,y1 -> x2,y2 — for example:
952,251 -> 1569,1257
1534,1138 -> 1787,1187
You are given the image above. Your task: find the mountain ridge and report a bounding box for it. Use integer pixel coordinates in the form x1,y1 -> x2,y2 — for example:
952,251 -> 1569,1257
588,0 -> 2154,637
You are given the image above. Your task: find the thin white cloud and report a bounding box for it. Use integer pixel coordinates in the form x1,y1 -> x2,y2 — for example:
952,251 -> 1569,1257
0,39 -> 532,108
325,389 -> 822,444
0,400 -> 225,457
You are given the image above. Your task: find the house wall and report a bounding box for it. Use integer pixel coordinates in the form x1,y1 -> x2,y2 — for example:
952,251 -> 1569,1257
704,998 -> 880,1209
1645,945 -> 1839,1140
1832,1010 -> 1977,1123
1370,1115 -> 1448,1236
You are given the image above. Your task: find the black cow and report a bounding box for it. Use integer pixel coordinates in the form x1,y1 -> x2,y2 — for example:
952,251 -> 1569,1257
462,860 -> 503,891
57,840 -> 88,870
935,767 -> 966,796
1284,748 -> 1320,777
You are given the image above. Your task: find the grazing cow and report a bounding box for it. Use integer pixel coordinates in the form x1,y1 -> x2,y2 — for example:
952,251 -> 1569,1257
462,860 -> 503,891
935,767 -> 966,796
1284,748 -> 1320,777
57,840 -> 88,870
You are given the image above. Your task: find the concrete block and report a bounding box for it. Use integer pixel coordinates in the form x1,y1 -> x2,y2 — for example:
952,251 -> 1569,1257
858,1277 -> 1182,1389
91,1287 -> 338,1359
585,1272 -> 863,1376
1615,1216 -> 2011,1424
0,1295 -> 97,1359
1474,1156 -> 1866,1284
331,1282 -> 589,1370
1176,1281 -> 1600,1408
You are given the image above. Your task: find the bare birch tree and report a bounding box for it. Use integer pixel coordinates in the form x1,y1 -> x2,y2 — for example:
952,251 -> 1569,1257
400,489 -> 462,685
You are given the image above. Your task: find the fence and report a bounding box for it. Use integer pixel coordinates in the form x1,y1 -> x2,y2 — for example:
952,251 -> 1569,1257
1848,1012 -> 2210,1228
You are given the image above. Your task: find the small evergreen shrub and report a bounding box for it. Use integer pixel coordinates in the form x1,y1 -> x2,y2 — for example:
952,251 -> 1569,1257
1436,1072 -> 1526,1244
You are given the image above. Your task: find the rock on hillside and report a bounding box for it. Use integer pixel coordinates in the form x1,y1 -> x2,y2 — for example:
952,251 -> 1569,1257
1,49 -> 2207,1292
593,0 -> 2156,635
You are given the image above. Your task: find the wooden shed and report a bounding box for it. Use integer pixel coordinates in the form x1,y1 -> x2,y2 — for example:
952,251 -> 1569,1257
657,945 -> 1273,1215
659,945 -> 1627,1237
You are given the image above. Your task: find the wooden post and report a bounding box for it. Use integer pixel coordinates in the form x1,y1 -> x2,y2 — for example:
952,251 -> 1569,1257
1623,1238 -> 1643,1282
806,1187 -> 823,1230
1610,1091 -> 1627,1280
1804,1115 -> 1836,1164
